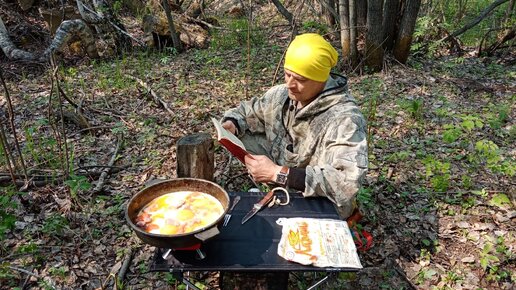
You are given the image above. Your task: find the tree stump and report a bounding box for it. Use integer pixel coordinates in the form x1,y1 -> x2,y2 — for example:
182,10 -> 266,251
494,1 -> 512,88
176,133 -> 214,180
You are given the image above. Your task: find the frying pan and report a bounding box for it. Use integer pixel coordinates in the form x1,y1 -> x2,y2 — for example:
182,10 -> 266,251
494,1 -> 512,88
125,178 -> 229,249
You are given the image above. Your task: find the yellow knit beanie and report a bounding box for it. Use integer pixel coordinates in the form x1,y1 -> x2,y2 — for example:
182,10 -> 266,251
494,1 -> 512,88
284,33 -> 338,82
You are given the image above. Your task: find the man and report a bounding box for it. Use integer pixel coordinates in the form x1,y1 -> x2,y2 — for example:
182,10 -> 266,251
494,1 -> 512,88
221,33 -> 368,219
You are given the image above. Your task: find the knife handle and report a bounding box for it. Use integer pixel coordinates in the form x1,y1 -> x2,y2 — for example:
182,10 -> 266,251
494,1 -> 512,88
257,190 -> 275,207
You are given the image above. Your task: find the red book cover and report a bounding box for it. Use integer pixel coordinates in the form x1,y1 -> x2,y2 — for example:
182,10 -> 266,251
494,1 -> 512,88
211,118 -> 252,163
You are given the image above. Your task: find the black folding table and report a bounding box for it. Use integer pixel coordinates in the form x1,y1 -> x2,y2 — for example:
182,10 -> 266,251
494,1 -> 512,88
149,191 -> 360,288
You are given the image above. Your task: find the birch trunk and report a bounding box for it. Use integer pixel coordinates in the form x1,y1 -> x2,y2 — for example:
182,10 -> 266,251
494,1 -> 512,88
339,0 -> 350,59
349,0 -> 358,66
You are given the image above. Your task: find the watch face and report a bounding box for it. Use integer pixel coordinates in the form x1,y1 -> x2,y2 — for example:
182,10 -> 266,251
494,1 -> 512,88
276,174 -> 287,185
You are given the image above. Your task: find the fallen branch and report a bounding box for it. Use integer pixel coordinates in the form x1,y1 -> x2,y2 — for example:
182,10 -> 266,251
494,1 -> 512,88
180,13 -> 222,29
116,248 -> 134,288
485,28 -> 515,55
0,164 -> 129,187
127,75 -> 174,114
8,265 -> 56,288
59,109 -> 91,130
392,260 -> 417,290
56,84 -> 79,109
92,134 -> 123,193
7,265 -> 42,279
439,0 -> 510,43
73,125 -> 113,135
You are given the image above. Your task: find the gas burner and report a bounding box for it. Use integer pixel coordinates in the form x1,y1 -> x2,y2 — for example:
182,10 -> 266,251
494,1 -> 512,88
161,244 -> 206,260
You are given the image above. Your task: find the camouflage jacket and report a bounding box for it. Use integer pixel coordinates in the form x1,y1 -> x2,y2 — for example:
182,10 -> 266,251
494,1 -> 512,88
223,74 -> 368,218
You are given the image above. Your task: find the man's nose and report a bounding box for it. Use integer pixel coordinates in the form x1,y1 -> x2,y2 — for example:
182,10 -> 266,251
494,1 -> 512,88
286,76 -> 295,88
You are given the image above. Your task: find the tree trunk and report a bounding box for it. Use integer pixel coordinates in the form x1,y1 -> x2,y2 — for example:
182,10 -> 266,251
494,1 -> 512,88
382,0 -> 400,50
321,0 -> 337,28
365,0 -> 384,72
339,0 -> 350,60
356,0 -> 367,34
393,0 -> 421,63
270,0 -> 294,26
162,0 -> 183,52
349,0 -> 358,67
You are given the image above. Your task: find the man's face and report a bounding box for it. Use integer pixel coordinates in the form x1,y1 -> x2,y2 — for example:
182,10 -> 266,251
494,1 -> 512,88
284,69 -> 326,107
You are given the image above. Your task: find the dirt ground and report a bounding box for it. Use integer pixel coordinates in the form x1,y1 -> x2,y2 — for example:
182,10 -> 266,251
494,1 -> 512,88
1,1 -> 515,290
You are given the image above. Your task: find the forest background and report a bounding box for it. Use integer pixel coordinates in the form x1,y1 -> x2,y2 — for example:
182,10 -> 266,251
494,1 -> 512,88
0,0 -> 514,289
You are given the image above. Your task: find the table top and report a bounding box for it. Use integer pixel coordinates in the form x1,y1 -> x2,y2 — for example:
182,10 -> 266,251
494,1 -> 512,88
150,191 -> 358,273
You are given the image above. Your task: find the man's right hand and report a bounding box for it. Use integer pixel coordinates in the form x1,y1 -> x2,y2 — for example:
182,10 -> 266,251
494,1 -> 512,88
222,120 -> 237,135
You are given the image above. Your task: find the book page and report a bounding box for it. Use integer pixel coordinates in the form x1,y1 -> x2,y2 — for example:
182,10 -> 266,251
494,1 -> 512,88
211,117 -> 250,163
276,217 -> 363,269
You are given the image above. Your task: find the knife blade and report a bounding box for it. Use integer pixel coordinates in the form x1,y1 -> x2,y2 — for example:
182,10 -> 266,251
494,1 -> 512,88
241,190 -> 275,224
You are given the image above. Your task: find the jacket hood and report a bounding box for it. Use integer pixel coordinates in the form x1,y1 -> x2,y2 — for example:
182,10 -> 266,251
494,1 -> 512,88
295,73 -> 356,118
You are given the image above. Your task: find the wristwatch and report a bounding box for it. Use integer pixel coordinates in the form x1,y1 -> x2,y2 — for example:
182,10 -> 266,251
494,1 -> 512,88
275,166 -> 289,186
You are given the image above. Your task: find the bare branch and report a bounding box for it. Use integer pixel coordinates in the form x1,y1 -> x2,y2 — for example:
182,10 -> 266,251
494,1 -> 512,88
91,134 -> 123,193
0,66 -> 28,181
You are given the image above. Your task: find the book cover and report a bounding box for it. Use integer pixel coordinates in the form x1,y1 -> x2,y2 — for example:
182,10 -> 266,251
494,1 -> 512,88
211,117 -> 251,163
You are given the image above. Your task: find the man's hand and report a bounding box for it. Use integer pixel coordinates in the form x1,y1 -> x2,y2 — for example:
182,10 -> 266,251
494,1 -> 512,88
245,154 -> 282,183
222,120 -> 237,135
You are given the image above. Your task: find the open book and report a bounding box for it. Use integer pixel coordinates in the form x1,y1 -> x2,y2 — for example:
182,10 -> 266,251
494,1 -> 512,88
211,117 -> 250,163
276,217 -> 363,269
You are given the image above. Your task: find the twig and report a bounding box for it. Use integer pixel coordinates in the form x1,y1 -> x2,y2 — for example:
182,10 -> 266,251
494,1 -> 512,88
225,172 -> 249,186
51,56 -> 71,179
127,75 -> 174,114
47,66 -> 64,173
180,14 -> 221,29
57,83 -> 79,108
92,134 -> 123,193
74,165 -> 124,171
0,66 -> 28,181
0,164 -> 129,188
73,125 -> 114,135
116,248 -> 134,288
0,113 -> 16,185
392,260 -> 417,290
272,26 -> 297,86
7,265 -> 43,279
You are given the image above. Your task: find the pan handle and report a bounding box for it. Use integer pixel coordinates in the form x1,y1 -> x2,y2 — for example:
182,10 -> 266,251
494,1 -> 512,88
194,226 -> 220,241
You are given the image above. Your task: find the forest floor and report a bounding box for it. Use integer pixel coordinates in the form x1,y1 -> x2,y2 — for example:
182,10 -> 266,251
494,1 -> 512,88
1,3 -> 515,290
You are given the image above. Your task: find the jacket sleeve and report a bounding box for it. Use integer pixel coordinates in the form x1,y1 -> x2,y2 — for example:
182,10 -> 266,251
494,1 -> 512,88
222,86 -> 284,138
303,115 -> 368,218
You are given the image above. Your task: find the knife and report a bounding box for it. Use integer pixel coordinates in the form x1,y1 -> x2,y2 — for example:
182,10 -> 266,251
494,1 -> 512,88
241,190 -> 275,224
